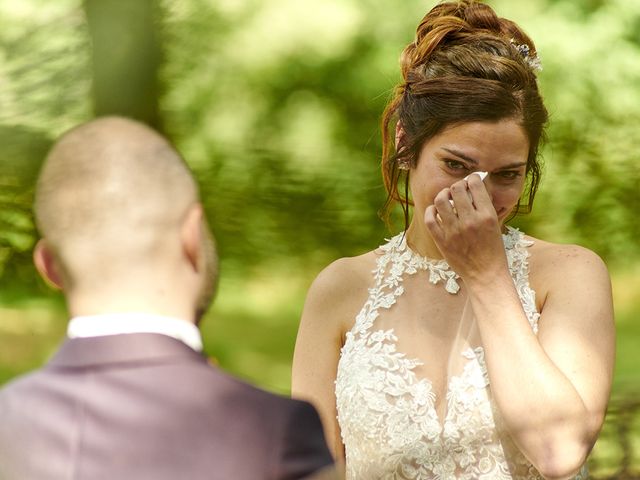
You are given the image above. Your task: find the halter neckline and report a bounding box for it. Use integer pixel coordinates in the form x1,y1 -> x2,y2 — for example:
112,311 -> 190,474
379,226 -> 522,295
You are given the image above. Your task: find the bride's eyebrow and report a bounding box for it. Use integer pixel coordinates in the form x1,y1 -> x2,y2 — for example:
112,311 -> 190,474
441,148 -> 528,170
441,147 -> 478,165
495,162 -> 528,170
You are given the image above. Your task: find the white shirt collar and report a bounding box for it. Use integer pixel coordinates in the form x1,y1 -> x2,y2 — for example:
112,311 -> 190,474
67,313 -> 203,352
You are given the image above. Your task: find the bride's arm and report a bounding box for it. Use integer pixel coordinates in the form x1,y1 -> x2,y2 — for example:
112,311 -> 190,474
469,247 -> 613,479
425,176 -> 615,480
292,257 -> 369,463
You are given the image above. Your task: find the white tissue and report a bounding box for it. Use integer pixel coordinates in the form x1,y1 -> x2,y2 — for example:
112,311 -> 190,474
464,171 -> 488,182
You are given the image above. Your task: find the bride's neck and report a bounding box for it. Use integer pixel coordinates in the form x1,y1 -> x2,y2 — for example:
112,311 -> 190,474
405,221 -> 443,260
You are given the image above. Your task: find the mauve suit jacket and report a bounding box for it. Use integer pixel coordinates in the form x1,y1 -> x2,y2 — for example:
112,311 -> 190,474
0,333 -> 333,480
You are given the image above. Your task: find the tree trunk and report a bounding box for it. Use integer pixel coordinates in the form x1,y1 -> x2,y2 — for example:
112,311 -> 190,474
84,0 -> 163,131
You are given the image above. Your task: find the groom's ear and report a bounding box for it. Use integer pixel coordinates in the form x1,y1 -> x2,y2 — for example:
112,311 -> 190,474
180,203 -> 204,272
33,239 -> 64,290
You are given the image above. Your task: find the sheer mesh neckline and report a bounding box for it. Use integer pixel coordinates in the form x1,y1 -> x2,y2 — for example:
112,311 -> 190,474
379,226 -> 524,296
396,226 -> 522,261
384,233 -> 461,294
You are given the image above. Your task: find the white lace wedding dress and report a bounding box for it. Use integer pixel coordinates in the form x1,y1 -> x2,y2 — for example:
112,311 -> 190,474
335,228 -> 588,479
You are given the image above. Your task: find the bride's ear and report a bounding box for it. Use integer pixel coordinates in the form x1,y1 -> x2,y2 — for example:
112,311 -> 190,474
395,122 -> 406,152
395,121 -> 411,171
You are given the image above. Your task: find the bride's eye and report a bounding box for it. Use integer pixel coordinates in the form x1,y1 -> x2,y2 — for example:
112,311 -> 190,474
494,170 -> 522,181
444,160 -> 469,172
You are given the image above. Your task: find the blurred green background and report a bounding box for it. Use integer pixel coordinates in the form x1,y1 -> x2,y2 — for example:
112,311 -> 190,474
0,0 -> 638,476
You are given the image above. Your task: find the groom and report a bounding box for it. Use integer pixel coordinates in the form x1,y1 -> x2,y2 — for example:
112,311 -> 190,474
0,117 -> 335,479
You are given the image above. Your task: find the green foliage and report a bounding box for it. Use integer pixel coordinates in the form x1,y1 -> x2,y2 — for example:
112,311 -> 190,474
0,0 -> 90,293
0,0 -> 638,281
159,0 -> 639,269
518,0 -> 640,263
0,126 -> 51,290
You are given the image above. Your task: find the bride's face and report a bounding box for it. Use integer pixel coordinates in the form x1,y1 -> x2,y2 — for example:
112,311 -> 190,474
409,119 -> 530,226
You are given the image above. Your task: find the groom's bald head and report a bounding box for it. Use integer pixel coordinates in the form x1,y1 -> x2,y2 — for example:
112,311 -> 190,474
34,116 -> 203,284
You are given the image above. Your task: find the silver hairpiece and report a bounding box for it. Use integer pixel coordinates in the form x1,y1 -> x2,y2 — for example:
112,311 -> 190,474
510,39 -> 542,72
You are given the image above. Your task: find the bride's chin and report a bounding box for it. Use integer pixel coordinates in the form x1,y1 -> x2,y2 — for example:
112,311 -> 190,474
495,206 -> 511,221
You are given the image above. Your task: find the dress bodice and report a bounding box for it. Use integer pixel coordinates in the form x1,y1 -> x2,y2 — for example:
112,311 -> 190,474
335,228 -> 588,480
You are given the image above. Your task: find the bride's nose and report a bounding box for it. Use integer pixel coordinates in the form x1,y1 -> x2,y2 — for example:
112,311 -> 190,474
481,175 -> 500,211
467,170 -> 496,206
484,177 -> 495,201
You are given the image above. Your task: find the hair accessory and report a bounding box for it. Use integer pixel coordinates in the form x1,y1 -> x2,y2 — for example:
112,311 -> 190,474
398,159 -> 410,171
510,39 -> 542,72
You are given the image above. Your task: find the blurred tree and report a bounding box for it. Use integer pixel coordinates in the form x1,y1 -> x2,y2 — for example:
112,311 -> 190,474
0,0 -> 638,285
0,126 -> 51,293
0,1 -> 89,295
518,0 -> 640,263
160,0 -> 424,271
84,0 -> 164,131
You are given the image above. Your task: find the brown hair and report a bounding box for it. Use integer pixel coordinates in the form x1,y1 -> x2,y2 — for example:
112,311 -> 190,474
380,0 -> 548,228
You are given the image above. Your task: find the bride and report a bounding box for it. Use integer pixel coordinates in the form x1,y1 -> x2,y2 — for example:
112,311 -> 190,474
292,1 -> 615,479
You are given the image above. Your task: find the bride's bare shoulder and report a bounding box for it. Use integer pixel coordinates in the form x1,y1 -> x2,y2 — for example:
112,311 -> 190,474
307,250 -> 379,302
302,249 -> 380,333
526,234 -> 610,300
526,234 -> 607,272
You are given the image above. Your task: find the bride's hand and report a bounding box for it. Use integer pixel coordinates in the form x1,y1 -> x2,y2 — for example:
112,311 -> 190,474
424,174 -> 508,281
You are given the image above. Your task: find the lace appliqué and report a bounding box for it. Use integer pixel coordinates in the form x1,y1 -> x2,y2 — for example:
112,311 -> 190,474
335,227 -> 588,479
379,234 -> 461,294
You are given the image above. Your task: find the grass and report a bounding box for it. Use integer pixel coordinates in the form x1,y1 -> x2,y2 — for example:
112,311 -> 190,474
200,264 -> 312,394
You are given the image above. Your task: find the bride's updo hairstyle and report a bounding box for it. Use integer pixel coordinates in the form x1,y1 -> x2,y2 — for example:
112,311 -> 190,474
381,0 -> 548,227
